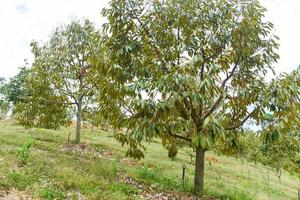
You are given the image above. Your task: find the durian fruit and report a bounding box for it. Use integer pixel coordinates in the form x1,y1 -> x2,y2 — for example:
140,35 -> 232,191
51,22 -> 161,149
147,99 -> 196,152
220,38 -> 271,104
174,99 -> 189,120
168,143 -> 178,159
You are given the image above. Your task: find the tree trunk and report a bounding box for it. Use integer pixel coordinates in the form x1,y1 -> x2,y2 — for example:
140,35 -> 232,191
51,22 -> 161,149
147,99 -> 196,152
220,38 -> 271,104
194,146 -> 205,197
75,101 -> 82,144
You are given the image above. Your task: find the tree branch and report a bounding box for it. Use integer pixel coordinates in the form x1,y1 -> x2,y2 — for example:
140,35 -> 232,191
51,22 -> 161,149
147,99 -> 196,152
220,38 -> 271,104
172,133 -> 192,142
200,48 -> 205,80
225,106 -> 260,130
128,1 -> 171,72
203,59 -> 240,119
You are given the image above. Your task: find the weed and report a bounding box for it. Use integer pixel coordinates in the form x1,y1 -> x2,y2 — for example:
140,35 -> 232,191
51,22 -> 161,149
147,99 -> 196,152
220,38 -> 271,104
138,166 -> 178,190
229,187 -> 253,200
109,182 -> 139,196
112,160 -> 118,177
204,186 -> 253,200
37,187 -> 66,200
17,139 -> 33,165
6,171 -> 35,190
261,182 -> 284,197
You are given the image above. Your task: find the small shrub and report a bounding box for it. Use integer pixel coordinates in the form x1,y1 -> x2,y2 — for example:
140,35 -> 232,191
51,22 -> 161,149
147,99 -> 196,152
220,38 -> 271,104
17,139 -> 33,165
112,160 -> 118,177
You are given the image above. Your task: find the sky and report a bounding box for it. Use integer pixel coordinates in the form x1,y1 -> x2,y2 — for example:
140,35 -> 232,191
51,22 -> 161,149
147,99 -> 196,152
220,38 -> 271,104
0,0 -> 300,79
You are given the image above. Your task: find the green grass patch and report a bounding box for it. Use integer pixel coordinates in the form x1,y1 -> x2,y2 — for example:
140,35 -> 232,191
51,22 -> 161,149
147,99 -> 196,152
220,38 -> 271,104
0,120 -> 298,200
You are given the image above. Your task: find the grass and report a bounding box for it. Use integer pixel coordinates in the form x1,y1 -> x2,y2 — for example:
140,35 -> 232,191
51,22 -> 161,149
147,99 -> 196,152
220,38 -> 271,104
0,119 -> 299,200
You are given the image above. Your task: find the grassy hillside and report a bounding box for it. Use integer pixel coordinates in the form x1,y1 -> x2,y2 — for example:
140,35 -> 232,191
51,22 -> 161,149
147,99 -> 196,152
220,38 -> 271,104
0,120 -> 298,200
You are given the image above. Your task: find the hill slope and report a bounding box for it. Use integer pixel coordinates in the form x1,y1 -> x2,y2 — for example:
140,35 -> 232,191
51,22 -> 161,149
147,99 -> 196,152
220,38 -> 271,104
0,120 -> 299,200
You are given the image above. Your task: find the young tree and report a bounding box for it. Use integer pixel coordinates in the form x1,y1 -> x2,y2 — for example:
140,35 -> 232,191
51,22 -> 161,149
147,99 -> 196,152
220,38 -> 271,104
260,131 -> 299,182
14,68 -> 70,129
259,69 -> 300,178
97,0 -> 282,196
30,20 -> 100,143
2,67 -> 31,106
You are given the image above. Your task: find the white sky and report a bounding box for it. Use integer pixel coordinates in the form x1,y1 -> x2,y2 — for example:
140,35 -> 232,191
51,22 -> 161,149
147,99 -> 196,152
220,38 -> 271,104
0,0 -> 299,79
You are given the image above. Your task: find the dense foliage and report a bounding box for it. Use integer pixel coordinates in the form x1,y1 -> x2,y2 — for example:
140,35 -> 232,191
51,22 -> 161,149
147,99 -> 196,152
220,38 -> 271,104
15,20 -> 100,142
2,67 -> 30,105
214,69 -> 300,177
0,67 -> 31,119
94,0 -> 291,195
3,0 -> 300,197
14,70 -> 70,129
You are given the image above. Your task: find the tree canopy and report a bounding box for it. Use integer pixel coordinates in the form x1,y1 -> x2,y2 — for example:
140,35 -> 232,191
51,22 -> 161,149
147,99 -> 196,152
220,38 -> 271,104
24,19 -> 100,142
2,67 -> 30,105
94,0 -> 296,196
14,68 -> 70,129
0,67 -> 31,119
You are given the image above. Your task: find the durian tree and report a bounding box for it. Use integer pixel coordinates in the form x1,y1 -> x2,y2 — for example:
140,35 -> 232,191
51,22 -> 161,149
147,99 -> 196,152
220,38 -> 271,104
259,69 -> 300,179
14,67 -> 70,129
1,67 -> 30,105
94,0 -> 298,196
29,20 -> 100,143
0,67 -> 31,119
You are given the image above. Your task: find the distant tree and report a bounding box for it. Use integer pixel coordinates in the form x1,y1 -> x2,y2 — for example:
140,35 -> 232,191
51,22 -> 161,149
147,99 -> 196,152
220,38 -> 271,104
261,69 -> 300,137
213,130 -> 248,159
0,77 -> 4,87
0,77 -> 8,119
260,131 -> 299,182
96,0 -> 288,196
0,77 -> 5,103
2,67 -> 30,105
0,67 -> 31,119
14,68 -> 70,129
30,20 -> 100,143
259,69 -> 300,178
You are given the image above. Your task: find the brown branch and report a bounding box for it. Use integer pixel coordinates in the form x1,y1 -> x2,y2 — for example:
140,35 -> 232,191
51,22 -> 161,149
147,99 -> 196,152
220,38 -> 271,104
221,60 -> 239,88
177,26 -> 180,66
81,95 -> 94,110
61,76 -> 79,105
203,59 -> 240,119
200,48 -> 205,80
51,80 -> 77,105
225,106 -> 260,130
167,123 -> 192,142
203,96 -> 223,119
172,133 -> 192,142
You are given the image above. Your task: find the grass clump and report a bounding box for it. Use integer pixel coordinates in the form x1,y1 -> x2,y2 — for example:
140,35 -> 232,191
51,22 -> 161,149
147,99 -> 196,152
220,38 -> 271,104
4,171 -> 36,190
109,182 -> 139,196
35,187 -> 66,200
